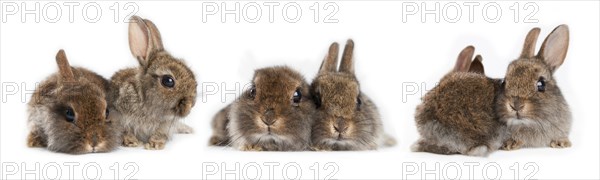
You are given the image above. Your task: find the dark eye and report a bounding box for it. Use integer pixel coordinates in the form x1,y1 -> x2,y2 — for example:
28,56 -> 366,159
161,75 -> 175,88
357,97 -> 362,109
314,93 -> 322,109
537,77 -> 546,92
293,89 -> 302,104
105,109 -> 110,118
65,108 -> 75,123
249,86 -> 256,99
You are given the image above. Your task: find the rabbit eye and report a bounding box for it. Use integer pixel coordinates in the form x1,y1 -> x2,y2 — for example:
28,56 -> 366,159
65,108 -> 75,123
161,75 -> 175,88
357,97 -> 362,109
537,77 -> 546,92
292,89 -> 302,104
105,109 -> 110,118
249,86 -> 256,99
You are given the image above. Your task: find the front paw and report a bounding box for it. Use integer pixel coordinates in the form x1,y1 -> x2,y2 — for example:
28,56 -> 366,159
550,138 -> 571,148
144,135 -> 167,150
310,145 -> 333,151
241,144 -> 263,151
209,136 -> 229,146
502,138 -> 523,151
177,123 -> 194,134
122,134 -> 140,147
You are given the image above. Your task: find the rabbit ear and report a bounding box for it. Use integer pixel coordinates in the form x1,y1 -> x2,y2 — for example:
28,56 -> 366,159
129,16 -> 163,68
453,46 -> 474,72
55,49 -> 75,82
520,27 -> 541,58
319,42 -> 339,74
538,25 -> 569,72
142,18 -> 164,51
339,39 -> 355,74
469,55 -> 485,74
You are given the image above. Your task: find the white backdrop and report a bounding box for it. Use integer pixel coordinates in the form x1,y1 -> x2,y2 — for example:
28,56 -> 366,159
1,1 -> 598,179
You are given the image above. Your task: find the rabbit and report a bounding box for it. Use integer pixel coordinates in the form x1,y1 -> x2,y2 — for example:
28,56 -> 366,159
27,50 -> 120,154
310,40 -> 396,151
497,25 -> 572,150
109,16 -> 197,150
208,104 -> 231,146
221,66 -> 314,151
412,46 -> 507,156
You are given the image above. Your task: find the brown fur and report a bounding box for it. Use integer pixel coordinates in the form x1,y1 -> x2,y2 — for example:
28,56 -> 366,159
413,46 -> 506,156
311,40 -> 395,151
208,105 -> 231,146
221,66 -> 314,151
27,50 -> 120,154
497,25 -> 572,150
110,16 -> 197,150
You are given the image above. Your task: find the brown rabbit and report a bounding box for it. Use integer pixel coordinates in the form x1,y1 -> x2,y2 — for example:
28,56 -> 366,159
498,25 -> 572,150
310,40 -> 396,151
27,50 -> 120,154
210,66 -> 314,151
208,104 -> 231,146
412,46 -> 506,156
110,16 -> 197,150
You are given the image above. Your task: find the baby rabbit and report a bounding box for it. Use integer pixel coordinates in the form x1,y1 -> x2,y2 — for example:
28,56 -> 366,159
210,66 -> 314,151
412,46 -> 506,156
110,16 -> 197,150
498,25 -> 572,150
310,40 -> 396,151
208,104 -> 231,146
27,50 -> 120,154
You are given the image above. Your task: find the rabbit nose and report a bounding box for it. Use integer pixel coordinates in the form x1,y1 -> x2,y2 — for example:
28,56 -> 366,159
333,118 -> 348,133
262,108 -> 276,126
179,97 -> 194,108
510,98 -> 524,111
92,134 -> 99,147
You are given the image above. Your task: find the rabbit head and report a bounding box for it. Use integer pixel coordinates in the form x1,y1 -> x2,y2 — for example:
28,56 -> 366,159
310,40 -> 387,150
28,50 -> 119,154
497,25 -> 571,128
228,66 -> 314,151
128,16 -> 197,118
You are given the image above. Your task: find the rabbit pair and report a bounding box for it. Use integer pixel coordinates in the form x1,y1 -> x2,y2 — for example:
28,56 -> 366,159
27,16 -> 197,154
209,40 -> 395,151
412,25 -> 572,156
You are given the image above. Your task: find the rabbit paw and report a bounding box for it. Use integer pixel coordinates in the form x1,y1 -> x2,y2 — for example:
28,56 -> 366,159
502,138 -> 523,151
144,135 -> 167,150
241,144 -> 263,151
550,138 -> 571,148
467,145 -> 489,157
310,145 -> 333,151
122,133 -> 140,147
209,136 -> 229,146
177,123 -> 194,134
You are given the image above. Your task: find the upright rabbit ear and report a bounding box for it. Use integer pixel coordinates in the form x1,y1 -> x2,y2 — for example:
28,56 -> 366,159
56,49 -> 75,82
129,16 -> 163,68
469,55 -> 485,74
339,39 -> 355,74
520,27 -> 541,58
538,25 -> 569,72
142,19 -> 164,51
453,46 -> 474,72
319,42 -> 339,74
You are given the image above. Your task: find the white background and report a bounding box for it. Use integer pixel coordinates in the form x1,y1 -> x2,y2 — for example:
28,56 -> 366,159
1,1 -> 599,179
